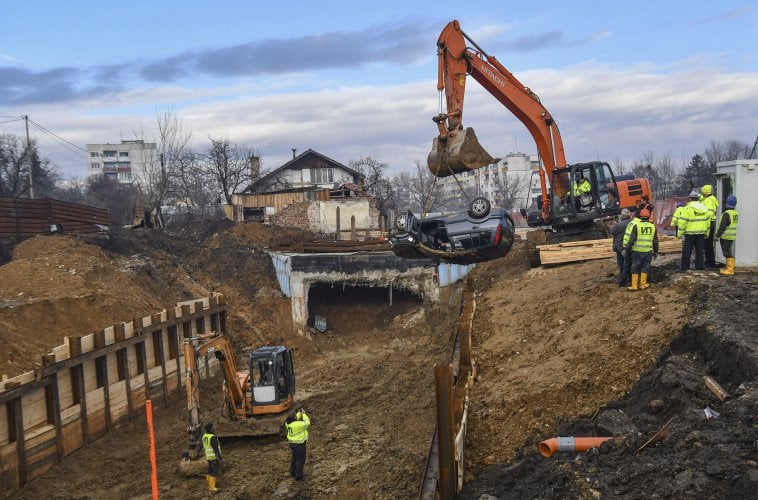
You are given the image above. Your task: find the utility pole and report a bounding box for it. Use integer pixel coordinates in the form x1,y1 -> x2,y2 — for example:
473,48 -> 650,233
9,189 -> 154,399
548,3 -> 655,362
23,115 -> 34,199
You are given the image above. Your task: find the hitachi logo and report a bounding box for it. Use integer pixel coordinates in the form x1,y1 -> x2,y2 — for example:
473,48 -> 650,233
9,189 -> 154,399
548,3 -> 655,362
480,64 -> 505,88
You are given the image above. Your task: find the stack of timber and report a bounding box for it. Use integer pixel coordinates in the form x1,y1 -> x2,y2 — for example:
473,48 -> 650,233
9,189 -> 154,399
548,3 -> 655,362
537,236 -> 683,266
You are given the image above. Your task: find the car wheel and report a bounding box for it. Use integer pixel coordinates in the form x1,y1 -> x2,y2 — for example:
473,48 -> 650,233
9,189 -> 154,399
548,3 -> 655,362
468,197 -> 491,218
395,213 -> 408,230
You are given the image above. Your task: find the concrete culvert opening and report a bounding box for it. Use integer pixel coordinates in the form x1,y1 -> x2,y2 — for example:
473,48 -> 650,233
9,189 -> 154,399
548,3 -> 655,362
307,282 -> 423,333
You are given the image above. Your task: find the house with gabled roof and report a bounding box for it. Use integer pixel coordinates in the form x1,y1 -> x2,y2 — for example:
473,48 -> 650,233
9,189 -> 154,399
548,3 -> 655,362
229,149 -> 384,238
245,149 -> 364,194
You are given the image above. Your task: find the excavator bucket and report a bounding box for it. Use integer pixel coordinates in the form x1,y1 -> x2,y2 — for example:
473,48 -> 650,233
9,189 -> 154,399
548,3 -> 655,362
427,127 -> 499,177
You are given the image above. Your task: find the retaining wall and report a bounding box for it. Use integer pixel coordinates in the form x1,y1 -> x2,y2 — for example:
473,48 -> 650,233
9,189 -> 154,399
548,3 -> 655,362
0,295 -> 227,497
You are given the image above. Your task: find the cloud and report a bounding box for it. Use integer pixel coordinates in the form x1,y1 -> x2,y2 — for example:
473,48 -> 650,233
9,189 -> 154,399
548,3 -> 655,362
1,19 -> 438,106
504,31 -> 564,52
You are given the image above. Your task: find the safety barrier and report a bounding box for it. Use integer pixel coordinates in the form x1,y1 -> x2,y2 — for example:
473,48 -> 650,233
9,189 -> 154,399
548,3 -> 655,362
0,295 -> 227,497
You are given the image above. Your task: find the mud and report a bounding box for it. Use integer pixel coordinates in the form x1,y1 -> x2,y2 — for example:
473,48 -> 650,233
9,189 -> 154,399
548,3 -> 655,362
2,222 -> 756,499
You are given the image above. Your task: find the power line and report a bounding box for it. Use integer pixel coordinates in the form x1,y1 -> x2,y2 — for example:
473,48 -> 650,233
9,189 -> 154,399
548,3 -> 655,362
0,118 -> 24,125
27,117 -> 88,154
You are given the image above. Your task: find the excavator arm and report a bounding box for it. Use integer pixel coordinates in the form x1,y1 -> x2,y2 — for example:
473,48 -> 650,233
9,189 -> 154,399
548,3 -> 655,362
428,20 -> 568,221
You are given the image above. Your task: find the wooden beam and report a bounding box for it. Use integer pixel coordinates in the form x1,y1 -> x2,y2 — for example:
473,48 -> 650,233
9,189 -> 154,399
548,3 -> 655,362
75,364 -> 90,444
97,355 -> 112,432
13,397 -> 27,488
49,374 -> 64,460
153,329 -> 168,404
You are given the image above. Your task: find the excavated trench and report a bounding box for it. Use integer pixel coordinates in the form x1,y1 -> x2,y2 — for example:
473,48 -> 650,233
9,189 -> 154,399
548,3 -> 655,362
459,276 -> 758,499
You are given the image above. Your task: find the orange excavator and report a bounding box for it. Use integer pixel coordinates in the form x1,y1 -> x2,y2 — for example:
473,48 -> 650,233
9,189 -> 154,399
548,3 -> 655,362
182,332 -> 296,461
428,20 -> 651,249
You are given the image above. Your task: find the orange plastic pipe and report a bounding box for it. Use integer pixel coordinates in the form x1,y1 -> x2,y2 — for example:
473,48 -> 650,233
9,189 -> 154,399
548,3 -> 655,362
146,399 -> 159,499
539,436 -> 612,458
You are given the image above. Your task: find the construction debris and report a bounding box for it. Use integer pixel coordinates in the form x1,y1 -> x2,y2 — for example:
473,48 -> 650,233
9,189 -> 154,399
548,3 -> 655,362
703,375 -> 731,401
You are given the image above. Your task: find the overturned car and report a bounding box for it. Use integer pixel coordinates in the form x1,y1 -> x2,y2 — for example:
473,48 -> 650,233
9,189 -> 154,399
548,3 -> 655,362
389,197 -> 516,265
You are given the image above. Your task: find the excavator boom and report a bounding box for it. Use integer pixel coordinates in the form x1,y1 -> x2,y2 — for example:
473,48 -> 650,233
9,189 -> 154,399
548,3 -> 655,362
428,20 -> 651,233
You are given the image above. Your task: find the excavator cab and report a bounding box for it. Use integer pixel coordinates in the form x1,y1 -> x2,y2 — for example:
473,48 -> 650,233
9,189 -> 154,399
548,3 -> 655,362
248,346 -> 295,414
524,162 -> 626,233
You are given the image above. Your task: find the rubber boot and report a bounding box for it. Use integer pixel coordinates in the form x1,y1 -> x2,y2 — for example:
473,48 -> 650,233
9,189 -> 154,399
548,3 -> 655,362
639,272 -> 649,289
208,475 -> 219,492
720,257 -> 735,275
627,274 -> 639,291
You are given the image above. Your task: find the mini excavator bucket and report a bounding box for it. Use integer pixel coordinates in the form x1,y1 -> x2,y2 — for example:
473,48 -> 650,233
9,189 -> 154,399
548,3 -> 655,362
427,127 -> 499,177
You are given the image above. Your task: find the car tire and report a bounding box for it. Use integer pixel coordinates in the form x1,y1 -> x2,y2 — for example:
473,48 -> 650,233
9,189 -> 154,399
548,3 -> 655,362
468,197 -> 491,218
395,213 -> 408,230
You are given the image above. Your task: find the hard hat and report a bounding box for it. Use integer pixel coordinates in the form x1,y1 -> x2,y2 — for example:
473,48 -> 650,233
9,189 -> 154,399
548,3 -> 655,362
639,208 -> 651,219
726,195 -> 737,208
689,190 -> 700,198
701,184 -> 713,195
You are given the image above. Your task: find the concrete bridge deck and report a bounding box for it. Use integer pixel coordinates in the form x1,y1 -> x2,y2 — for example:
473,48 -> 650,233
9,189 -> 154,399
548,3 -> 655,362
269,251 -> 473,334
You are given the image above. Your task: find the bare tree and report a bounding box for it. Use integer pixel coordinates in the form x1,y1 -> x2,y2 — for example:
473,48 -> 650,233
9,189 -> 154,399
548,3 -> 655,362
350,156 -> 396,212
493,171 -> 527,211
204,138 -> 260,204
132,110 -> 192,228
391,160 -> 443,215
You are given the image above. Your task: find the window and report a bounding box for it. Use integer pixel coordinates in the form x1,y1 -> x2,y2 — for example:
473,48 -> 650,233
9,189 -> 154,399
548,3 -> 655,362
118,172 -> 131,180
313,168 -> 334,183
104,162 -> 117,171
90,152 -> 101,158
90,162 -> 101,169
119,151 -> 129,157
103,150 -> 117,157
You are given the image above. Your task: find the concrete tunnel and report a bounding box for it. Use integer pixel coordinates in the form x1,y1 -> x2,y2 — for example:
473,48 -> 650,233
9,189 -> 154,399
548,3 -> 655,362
268,251 -> 473,334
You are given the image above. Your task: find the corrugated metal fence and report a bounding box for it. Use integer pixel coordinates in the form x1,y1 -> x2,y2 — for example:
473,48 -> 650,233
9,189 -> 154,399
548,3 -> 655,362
0,198 -> 110,237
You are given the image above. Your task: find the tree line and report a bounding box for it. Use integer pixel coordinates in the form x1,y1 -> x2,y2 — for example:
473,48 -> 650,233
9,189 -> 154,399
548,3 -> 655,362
2,111 -> 754,228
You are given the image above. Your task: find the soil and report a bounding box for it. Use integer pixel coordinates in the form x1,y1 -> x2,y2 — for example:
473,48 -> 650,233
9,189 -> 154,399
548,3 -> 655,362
1,222 -> 756,499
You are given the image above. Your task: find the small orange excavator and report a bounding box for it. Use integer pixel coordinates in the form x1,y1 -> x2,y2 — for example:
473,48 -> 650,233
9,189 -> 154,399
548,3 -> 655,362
182,332 -> 296,460
428,20 -> 652,252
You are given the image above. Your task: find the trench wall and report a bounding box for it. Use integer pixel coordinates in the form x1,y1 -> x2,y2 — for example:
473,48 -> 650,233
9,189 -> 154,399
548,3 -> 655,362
0,295 -> 227,497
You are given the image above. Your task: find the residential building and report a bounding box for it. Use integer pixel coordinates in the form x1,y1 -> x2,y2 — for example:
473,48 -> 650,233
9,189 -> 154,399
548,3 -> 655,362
86,140 -> 157,183
437,153 -> 541,214
245,148 -> 363,194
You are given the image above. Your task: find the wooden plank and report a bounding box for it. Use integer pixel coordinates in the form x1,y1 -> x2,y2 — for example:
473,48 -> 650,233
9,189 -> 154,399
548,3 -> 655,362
74,364 -> 90,444
538,236 -> 683,265
12,398 -> 27,488
49,375 -> 64,461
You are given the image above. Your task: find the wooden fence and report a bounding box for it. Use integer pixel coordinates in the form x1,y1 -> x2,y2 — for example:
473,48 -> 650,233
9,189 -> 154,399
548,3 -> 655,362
0,295 -> 227,497
0,198 -> 110,237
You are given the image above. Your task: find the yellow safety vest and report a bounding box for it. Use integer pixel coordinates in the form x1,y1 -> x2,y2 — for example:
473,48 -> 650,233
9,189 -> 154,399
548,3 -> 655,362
678,201 -> 710,236
623,218 -> 639,247
573,179 -> 591,197
202,432 -> 221,460
286,411 -> 311,444
631,221 -> 656,253
670,206 -> 686,228
701,194 -> 719,222
719,209 -> 738,240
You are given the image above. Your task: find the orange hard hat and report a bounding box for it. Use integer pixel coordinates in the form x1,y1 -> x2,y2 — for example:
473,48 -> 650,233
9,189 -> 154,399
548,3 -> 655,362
639,209 -> 651,219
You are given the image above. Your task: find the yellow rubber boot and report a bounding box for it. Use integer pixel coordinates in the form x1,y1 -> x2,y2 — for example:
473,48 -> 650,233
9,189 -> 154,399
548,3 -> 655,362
640,272 -> 649,289
627,274 -> 639,291
209,475 -> 219,492
720,257 -> 735,275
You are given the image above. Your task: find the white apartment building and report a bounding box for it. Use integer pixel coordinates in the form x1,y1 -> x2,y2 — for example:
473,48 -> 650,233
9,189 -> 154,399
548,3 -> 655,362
86,140 -> 157,183
438,152 -> 541,211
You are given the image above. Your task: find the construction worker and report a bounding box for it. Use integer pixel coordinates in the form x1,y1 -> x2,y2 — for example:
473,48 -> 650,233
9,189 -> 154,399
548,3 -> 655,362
202,423 -> 222,493
285,407 -> 311,481
611,208 -> 633,287
700,184 -> 720,267
670,202 -> 686,236
624,208 -> 658,291
716,195 -> 739,275
572,174 -> 592,211
678,190 -> 710,271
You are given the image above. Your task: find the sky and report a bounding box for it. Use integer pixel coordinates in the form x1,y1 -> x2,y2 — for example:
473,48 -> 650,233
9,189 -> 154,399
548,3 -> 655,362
1,0 -> 757,180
